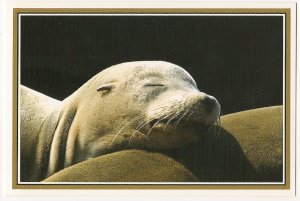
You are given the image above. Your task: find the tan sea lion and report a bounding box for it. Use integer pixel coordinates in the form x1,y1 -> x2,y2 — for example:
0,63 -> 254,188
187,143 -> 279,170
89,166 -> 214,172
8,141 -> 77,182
168,106 -> 283,182
21,61 -> 220,182
43,149 -> 199,182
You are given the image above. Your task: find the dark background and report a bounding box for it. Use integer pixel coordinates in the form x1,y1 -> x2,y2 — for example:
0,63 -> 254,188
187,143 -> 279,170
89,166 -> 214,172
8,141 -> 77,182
20,15 -> 283,115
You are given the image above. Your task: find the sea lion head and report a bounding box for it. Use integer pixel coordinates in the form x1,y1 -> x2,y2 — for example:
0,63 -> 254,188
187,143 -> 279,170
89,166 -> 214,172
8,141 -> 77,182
63,61 -> 220,165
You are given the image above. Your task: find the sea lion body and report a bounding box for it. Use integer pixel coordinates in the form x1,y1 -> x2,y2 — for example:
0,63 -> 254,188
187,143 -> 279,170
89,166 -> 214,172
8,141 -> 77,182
21,61 -> 220,182
21,86 -> 61,181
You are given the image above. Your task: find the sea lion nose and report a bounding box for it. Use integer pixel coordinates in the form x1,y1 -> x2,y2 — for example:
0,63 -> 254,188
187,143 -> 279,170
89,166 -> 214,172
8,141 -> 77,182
203,96 -> 218,114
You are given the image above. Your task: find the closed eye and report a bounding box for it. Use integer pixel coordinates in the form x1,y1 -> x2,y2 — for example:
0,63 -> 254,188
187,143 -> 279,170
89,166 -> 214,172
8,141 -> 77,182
144,84 -> 165,87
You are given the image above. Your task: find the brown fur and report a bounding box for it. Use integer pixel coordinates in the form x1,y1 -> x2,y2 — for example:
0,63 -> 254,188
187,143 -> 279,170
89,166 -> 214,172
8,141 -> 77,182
43,150 -> 198,182
170,106 -> 283,182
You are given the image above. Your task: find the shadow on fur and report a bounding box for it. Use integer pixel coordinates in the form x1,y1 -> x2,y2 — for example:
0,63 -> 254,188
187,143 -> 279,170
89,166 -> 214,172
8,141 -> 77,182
161,125 -> 282,182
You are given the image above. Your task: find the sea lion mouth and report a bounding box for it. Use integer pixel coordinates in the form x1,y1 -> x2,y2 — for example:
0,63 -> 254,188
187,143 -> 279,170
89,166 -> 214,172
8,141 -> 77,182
147,118 -> 213,132
135,117 -> 214,149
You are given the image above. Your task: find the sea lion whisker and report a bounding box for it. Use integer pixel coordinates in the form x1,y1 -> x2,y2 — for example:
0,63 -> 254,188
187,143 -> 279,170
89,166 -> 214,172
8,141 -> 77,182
108,115 -> 145,148
163,111 -> 182,131
128,120 -> 152,145
129,112 -> 172,141
135,120 -> 149,132
146,113 -> 174,137
184,111 -> 195,124
146,118 -> 163,137
175,105 -> 194,125
130,117 -> 157,140
109,103 -> 175,148
184,102 -> 201,124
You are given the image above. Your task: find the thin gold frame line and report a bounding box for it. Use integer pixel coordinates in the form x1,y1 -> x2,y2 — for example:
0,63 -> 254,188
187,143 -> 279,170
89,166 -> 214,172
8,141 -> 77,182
12,8 -> 291,190
285,7 -> 291,190
13,8 -> 290,14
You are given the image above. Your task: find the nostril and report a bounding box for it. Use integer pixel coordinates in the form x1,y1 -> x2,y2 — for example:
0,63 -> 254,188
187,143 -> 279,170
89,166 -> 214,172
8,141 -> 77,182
203,96 -> 216,114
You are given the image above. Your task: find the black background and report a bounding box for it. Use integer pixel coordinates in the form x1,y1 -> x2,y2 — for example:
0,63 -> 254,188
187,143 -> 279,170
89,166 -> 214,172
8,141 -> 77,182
21,15 -> 283,115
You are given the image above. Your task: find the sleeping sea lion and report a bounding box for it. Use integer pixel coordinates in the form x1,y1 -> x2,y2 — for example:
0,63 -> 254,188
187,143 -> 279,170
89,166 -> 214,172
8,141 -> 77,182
20,61 -> 220,181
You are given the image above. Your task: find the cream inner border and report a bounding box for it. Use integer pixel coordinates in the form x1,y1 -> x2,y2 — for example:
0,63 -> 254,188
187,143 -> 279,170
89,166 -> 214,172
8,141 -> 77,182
8,6 -> 294,194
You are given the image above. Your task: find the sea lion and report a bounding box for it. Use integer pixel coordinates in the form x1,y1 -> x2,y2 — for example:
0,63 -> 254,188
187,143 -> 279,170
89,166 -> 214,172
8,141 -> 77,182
20,61 -> 220,182
167,106 -> 283,182
43,150 -> 199,182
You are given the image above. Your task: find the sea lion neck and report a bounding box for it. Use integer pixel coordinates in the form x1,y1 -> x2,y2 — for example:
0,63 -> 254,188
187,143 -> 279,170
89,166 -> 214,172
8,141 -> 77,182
46,99 -> 78,178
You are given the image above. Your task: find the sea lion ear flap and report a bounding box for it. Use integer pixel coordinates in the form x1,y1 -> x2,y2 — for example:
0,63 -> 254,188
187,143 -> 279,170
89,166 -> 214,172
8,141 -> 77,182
97,83 -> 115,92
